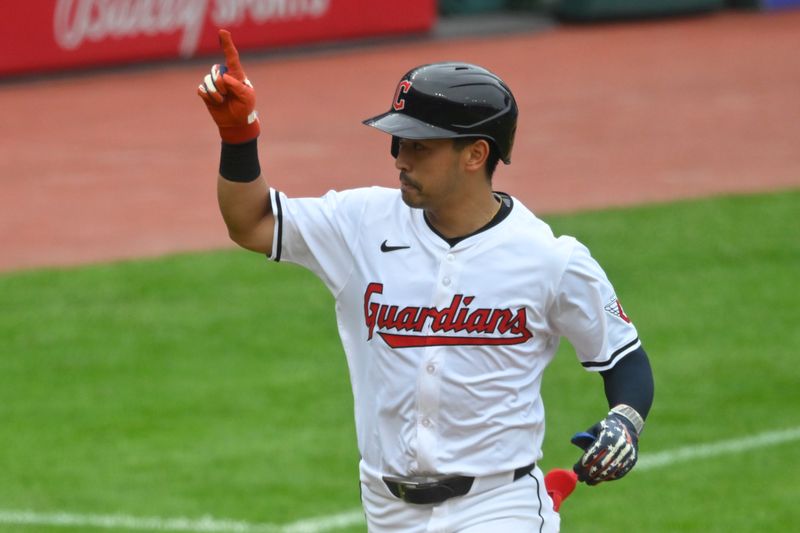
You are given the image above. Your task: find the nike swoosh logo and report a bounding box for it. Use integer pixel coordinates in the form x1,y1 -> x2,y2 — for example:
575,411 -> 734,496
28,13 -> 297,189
381,240 -> 411,253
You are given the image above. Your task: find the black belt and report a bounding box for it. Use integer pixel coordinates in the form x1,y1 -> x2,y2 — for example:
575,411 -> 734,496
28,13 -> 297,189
383,462 -> 535,505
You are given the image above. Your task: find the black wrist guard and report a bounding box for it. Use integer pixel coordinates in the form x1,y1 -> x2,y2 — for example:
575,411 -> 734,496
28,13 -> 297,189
219,138 -> 260,183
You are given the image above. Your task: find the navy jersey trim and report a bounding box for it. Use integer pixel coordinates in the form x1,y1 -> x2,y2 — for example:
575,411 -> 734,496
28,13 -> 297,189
531,471 -> 545,533
273,189 -> 283,262
582,337 -> 640,369
424,192 -> 513,247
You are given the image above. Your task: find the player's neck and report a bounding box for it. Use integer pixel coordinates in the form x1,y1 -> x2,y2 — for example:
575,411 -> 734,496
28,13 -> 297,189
425,189 -> 501,240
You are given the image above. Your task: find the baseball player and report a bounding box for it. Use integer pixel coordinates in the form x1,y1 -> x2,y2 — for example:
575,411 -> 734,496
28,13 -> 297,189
198,30 -> 654,532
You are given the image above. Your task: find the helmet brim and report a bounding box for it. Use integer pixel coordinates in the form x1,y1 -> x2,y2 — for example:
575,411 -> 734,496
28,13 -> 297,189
362,111 -> 458,140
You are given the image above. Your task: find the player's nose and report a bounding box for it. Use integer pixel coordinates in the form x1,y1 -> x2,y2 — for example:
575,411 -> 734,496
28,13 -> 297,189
394,151 -> 410,172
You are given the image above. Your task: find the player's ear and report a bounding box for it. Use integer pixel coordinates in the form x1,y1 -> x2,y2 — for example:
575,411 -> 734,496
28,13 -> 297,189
461,139 -> 490,172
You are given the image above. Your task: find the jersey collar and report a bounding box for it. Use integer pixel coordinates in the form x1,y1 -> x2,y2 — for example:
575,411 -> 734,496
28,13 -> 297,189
422,192 -> 514,248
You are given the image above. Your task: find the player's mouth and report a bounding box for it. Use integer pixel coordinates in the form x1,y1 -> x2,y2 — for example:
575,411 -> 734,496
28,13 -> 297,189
399,172 -> 420,191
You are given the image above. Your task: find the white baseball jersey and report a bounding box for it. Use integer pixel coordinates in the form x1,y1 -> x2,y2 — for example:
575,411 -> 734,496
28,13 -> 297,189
268,186 -> 639,479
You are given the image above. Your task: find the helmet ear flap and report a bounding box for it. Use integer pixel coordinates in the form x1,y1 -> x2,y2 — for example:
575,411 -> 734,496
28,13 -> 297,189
391,136 -> 399,159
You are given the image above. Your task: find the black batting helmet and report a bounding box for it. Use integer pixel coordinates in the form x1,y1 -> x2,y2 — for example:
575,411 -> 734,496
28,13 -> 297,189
362,62 -> 518,164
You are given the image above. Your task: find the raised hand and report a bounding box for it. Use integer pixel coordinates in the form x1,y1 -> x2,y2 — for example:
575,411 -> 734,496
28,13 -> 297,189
198,29 -> 260,144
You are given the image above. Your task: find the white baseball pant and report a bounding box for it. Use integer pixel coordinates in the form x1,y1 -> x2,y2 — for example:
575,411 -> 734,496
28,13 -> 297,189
359,463 -> 560,533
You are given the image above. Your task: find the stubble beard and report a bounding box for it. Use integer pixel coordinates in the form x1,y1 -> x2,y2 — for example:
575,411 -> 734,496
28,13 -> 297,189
399,172 -> 423,208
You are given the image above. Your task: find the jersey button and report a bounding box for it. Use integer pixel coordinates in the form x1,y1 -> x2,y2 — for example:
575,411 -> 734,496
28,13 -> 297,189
446,254 -> 455,262
426,364 -> 436,374
442,277 -> 451,286
421,418 -> 432,428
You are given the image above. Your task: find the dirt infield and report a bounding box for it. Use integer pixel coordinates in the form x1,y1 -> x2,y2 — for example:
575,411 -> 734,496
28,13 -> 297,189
1,10 -> 798,272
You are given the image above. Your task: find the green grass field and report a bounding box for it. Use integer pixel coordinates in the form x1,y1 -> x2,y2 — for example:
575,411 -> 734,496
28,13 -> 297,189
1,190 -> 798,532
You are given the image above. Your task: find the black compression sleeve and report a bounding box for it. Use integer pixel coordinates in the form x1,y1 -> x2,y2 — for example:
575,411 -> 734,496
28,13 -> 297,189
600,346 -> 654,420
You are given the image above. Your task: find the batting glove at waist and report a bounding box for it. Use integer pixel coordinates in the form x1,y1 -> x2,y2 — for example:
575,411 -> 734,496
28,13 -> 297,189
571,404 -> 644,486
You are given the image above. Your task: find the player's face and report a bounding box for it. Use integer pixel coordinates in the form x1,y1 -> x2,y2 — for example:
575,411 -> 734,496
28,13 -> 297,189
395,138 -> 464,209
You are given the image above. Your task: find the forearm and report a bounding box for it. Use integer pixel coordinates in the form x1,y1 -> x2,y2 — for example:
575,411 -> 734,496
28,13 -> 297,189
217,174 -> 273,252
600,346 -> 654,421
572,347 -> 653,484
216,140 -> 274,254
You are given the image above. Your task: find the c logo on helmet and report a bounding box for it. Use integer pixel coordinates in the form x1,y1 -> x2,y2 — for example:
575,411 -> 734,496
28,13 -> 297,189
392,80 -> 412,111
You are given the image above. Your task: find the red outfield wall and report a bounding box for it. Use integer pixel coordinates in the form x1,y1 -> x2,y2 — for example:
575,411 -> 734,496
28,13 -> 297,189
0,0 -> 436,77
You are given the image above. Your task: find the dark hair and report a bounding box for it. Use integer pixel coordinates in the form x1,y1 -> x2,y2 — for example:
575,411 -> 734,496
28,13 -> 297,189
452,137 -> 501,180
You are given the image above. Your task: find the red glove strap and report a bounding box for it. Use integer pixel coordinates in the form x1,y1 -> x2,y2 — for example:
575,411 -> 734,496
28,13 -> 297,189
219,119 -> 260,145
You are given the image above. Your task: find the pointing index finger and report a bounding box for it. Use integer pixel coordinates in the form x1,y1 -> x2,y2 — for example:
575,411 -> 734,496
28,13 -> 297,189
218,29 -> 244,79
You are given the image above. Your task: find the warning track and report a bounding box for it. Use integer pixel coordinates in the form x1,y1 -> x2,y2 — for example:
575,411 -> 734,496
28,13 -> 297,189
1,10 -> 798,272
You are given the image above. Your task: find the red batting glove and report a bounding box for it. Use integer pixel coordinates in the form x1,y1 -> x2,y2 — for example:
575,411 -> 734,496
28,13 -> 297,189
544,468 -> 578,512
197,29 -> 261,144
